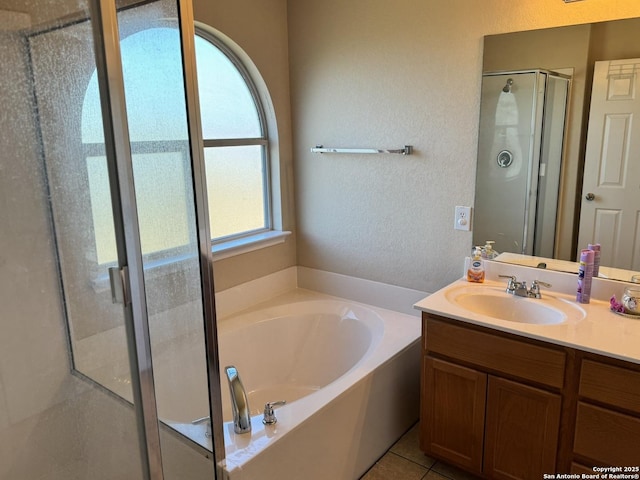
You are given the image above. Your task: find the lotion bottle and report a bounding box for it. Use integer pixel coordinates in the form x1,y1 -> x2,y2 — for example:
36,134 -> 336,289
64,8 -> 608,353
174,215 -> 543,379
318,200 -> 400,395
467,247 -> 485,283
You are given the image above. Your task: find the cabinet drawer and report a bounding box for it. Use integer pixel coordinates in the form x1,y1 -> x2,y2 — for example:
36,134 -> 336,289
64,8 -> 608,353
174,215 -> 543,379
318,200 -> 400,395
579,359 -> 640,414
425,316 -> 566,388
574,402 -> 640,465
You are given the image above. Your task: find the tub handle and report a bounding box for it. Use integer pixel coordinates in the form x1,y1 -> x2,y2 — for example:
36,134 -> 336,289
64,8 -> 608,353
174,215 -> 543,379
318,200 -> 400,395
190,416 -> 212,438
263,400 -> 286,425
191,416 -> 210,425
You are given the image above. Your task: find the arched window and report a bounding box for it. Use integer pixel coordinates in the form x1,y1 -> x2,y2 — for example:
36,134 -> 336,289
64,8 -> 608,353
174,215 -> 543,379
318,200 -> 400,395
83,26 -> 193,266
195,29 -> 272,244
82,26 -> 276,265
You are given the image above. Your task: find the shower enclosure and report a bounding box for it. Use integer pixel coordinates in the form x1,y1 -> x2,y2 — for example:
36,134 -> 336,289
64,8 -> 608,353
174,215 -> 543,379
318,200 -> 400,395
473,70 -> 570,258
0,0 -> 223,479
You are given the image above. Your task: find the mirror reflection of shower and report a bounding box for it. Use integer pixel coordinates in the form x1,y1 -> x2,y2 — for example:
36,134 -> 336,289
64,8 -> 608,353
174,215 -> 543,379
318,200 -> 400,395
473,70 -> 571,257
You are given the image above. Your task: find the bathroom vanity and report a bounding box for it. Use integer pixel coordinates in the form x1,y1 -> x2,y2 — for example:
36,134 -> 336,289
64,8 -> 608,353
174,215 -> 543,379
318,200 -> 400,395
415,265 -> 640,479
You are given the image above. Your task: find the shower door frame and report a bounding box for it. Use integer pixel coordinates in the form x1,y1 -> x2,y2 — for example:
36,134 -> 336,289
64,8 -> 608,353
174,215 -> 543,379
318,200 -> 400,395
88,0 -> 224,478
175,0 -> 226,474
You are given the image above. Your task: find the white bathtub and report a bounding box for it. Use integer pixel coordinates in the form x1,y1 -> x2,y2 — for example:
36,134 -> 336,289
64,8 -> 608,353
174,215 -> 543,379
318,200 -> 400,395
148,288 -> 421,479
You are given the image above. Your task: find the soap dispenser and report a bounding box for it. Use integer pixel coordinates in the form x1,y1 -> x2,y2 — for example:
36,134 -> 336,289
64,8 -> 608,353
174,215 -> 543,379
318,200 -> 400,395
482,241 -> 498,260
467,247 -> 485,283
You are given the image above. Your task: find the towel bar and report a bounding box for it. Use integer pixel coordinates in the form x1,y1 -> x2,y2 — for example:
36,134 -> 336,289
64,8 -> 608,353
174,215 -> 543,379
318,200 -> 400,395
310,145 -> 413,155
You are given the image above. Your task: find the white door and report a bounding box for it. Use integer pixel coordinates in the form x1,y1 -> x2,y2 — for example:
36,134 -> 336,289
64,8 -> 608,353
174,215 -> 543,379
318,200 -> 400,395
577,59 -> 640,270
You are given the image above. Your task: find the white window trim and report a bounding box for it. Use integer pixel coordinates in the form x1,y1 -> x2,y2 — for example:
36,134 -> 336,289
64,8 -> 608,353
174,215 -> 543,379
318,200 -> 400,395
196,28 -> 274,242
195,23 -> 287,262
212,230 -> 291,261
92,230 -> 291,292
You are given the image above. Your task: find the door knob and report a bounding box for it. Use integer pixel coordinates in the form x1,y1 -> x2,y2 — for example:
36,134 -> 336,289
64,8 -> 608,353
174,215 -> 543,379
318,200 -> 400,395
585,193 -> 595,201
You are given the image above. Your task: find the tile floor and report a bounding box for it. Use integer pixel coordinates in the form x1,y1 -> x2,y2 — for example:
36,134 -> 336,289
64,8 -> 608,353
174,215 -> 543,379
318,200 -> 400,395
360,423 -> 481,480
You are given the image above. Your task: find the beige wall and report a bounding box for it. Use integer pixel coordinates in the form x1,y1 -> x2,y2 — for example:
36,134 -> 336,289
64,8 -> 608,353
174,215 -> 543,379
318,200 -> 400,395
193,0 -> 297,291
288,0 -> 640,293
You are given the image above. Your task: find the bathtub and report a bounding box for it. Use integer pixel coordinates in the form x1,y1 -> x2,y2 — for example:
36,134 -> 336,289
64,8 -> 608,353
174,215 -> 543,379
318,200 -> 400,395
148,288 -> 421,479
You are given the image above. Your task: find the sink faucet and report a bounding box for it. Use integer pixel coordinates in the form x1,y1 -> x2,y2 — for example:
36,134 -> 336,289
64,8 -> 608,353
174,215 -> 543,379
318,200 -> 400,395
498,275 -> 520,294
529,280 -> 552,298
499,275 -> 551,298
225,366 -> 251,434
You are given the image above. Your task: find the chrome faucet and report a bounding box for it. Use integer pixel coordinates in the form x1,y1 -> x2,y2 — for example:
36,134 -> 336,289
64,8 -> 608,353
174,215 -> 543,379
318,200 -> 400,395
262,400 -> 286,425
499,275 -> 520,294
225,365 -> 251,434
529,279 -> 552,298
191,415 -> 212,438
499,275 -> 551,298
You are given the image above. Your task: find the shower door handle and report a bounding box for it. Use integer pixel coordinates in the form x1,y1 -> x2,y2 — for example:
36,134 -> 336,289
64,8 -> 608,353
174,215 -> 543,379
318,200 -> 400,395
585,193 -> 595,201
108,266 -> 130,305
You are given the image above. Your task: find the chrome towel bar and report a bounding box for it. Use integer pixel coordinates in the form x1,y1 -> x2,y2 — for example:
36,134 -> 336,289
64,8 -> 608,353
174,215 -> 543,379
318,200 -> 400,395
310,145 -> 413,155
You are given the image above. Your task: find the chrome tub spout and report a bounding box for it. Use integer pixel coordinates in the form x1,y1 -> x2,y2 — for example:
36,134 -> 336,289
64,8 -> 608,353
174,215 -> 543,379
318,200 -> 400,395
225,365 -> 251,434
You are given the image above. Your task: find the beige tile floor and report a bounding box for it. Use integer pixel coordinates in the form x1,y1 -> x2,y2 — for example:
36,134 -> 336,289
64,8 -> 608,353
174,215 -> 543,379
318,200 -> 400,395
360,423 -> 482,480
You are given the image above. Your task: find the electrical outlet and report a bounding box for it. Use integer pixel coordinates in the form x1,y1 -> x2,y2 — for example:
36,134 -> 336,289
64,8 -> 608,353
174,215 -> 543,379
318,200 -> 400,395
454,206 -> 472,231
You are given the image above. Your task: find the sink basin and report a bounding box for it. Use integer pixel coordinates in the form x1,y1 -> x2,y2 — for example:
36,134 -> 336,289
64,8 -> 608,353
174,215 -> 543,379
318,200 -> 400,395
445,285 -> 586,325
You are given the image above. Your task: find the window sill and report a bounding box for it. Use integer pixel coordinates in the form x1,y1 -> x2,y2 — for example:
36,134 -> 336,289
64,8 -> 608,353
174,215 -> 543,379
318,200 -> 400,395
90,231 -> 290,293
212,230 -> 291,261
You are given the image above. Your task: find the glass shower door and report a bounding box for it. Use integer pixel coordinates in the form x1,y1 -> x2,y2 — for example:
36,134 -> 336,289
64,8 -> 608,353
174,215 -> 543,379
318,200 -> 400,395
3,1 -> 149,479
105,1 -> 222,476
475,72 -> 539,255
21,0 -> 221,478
475,70 -> 569,258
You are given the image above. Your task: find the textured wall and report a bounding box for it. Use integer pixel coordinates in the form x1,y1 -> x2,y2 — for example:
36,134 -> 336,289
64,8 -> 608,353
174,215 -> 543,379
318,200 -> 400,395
288,0 -> 640,293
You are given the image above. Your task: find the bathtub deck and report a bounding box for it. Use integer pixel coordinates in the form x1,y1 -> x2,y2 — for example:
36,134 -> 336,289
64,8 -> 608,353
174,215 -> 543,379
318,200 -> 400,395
360,423 -> 482,480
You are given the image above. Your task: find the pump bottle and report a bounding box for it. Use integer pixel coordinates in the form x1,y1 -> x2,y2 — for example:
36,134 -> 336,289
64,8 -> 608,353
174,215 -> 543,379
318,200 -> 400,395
467,247 -> 485,283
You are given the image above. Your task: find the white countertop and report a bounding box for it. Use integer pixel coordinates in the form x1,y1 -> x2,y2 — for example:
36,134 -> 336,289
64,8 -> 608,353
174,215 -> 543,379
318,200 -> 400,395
414,261 -> 640,365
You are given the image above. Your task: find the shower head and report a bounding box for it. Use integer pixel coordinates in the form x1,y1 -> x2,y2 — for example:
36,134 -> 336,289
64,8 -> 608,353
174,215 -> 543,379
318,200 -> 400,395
502,78 -> 514,93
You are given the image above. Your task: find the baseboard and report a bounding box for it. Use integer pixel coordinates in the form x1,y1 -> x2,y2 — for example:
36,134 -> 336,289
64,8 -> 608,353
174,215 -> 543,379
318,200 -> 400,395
297,266 -> 427,317
214,266 -> 298,319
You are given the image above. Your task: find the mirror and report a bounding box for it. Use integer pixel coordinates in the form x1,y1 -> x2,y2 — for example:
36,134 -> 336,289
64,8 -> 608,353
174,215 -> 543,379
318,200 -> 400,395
474,17 -> 640,283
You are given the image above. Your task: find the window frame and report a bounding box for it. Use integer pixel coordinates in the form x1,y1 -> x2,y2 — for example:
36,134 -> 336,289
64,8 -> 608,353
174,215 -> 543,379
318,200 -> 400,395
83,25 -> 285,277
83,140 -> 196,269
195,28 -> 274,246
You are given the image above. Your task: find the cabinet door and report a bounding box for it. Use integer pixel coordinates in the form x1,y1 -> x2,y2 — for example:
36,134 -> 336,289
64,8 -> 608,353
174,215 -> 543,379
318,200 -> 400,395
484,376 -> 561,480
422,356 -> 486,472
574,402 -> 640,465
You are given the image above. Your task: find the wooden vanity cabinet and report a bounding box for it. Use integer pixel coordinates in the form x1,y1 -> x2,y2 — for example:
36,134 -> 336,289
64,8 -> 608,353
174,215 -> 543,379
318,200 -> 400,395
422,313 -> 640,478
421,315 -> 568,479
572,357 -> 640,469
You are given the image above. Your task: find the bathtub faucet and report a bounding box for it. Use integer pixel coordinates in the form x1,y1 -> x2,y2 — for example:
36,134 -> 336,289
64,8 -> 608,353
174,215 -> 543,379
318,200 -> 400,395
191,416 -> 212,438
262,400 -> 286,425
225,365 -> 252,434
